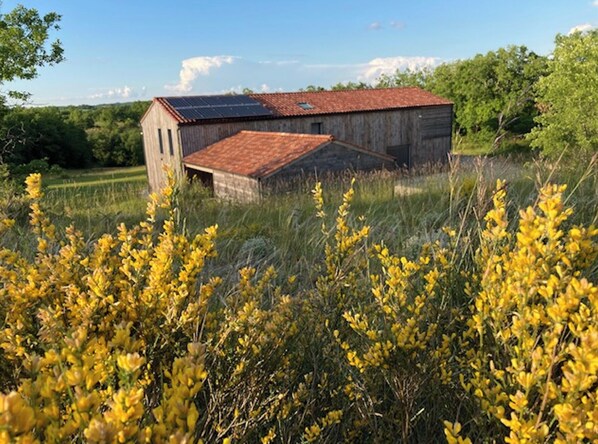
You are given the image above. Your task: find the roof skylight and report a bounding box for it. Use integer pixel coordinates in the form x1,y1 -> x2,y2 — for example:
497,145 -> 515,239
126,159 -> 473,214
297,102 -> 314,110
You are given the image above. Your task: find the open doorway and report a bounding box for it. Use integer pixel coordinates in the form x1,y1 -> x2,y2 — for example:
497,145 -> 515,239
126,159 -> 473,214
387,144 -> 411,169
185,167 -> 214,195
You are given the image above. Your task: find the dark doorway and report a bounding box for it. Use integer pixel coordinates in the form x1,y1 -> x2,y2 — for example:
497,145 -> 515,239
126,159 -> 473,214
387,144 -> 411,169
186,167 -> 214,195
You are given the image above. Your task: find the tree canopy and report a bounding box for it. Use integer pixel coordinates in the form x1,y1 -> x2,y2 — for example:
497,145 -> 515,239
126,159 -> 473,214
0,3 -> 63,101
0,2 -> 64,167
527,30 -> 598,158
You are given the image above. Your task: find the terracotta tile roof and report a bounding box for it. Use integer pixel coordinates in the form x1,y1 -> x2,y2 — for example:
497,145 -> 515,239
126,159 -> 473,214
147,87 -> 452,124
183,131 -> 391,179
249,87 -> 452,117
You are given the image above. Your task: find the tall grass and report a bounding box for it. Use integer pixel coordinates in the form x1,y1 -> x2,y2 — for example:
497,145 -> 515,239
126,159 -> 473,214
3,155 -> 595,284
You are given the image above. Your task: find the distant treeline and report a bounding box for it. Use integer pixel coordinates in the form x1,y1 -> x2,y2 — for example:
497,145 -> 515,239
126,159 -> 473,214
0,101 -> 150,171
1,31 -> 595,173
298,45 -> 548,151
299,32 -> 597,159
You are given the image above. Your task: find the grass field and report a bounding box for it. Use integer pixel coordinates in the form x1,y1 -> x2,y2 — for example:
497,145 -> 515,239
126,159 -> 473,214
44,165 -> 147,188
38,166 -> 149,233
17,155 -> 592,287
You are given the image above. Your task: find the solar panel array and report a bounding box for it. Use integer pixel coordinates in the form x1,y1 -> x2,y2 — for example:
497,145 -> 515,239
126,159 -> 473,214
165,95 -> 273,120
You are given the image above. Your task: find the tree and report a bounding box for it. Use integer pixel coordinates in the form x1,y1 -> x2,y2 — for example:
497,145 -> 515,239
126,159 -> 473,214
428,46 -> 547,149
375,68 -> 432,89
0,3 -> 63,166
527,30 -> 598,159
300,85 -> 326,92
0,3 -> 63,101
2,107 -> 90,168
84,103 -> 146,167
330,81 -> 371,90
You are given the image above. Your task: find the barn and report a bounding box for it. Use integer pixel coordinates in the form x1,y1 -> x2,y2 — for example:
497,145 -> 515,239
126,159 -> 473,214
140,87 -> 453,193
183,130 -> 394,201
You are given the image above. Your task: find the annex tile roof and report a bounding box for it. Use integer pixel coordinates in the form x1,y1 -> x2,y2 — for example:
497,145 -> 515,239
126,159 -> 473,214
148,87 -> 452,124
249,87 -> 452,117
182,130 -> 391,179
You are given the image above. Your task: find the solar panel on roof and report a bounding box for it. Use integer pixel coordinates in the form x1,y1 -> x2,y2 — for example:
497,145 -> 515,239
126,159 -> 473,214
165,95 -> 272,121
217,107 -> 237,118
182,107 -> 222,120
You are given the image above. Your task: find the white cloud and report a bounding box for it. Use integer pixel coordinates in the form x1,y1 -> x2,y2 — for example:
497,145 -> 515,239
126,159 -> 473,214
165,55 -> 236,93
568,23 -> 594,34
389,21 -> 405,29
358,56 -> 440,82
258,60 -> 300,66
593,0 -> 598,7
161,54 -> 442,98
368,21 -> 383,30
88,85 -> 137,100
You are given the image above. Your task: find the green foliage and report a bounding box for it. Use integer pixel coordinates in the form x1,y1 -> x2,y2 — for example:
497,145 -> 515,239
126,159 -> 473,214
429,46 -> 547,148
1,107 -> 91,168
0,3 -> 63,100
75,102 -> 148,167
0,102 -> 149,171
330,81 -> 371,90
376,67 -> 433,89
300,84 -> 326,92
528,30 -> 598,159
0,2 -> 64,168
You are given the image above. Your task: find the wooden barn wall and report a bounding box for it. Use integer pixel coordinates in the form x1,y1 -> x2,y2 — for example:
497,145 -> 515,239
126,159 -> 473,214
178,104 -> 452,165
213,171 -> 260,202
419,136 -> 452,164
264,142 -> 392,186
143,104 -> 452,191
141,103 -> 184,191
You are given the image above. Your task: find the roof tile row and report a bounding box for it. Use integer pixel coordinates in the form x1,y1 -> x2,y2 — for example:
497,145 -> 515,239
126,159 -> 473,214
156,87 -> 452,124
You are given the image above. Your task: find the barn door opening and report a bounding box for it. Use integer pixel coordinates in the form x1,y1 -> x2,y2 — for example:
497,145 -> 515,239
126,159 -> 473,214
387,144 -> 411,169
185,167 -> 214,196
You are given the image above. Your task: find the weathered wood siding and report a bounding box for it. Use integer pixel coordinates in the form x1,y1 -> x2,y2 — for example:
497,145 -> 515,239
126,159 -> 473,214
178,107 -> 436,158
140,102 -> 185,190
213,171 -> 260,202
265,142 -> 391,182
416,105 -> 452,165
144,103 -> 452,190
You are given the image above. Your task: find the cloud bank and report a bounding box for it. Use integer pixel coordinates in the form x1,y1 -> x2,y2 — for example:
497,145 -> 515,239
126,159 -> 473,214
166,56 -> 237,93
88,85 -> 147,100
359,56 -> 440,82
164,54 -> 442,95
568,23 -> 594,34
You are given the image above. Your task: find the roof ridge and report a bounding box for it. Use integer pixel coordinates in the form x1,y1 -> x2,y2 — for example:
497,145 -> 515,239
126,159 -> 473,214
248,86 -> 421,97
237,130 -> 333,139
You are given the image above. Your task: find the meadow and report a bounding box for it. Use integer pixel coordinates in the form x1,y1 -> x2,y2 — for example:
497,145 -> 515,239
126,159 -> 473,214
30,155 -> 597,281
1,153 -> 597,443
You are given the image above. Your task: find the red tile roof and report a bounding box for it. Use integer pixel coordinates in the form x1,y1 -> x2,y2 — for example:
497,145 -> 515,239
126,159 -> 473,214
148,87 -> 452,124
183,131 -> 391,179
249,87 -> 452,117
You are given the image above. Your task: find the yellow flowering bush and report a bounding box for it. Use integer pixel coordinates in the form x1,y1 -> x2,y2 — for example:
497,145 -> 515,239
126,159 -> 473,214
0,173 -> 595,443
307,180 -> 465,442
455,180 -> 598,443
0,173 -> 305,442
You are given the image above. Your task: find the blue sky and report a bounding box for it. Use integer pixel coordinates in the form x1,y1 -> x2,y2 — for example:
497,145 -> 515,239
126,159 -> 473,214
3,0 -> 597,106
